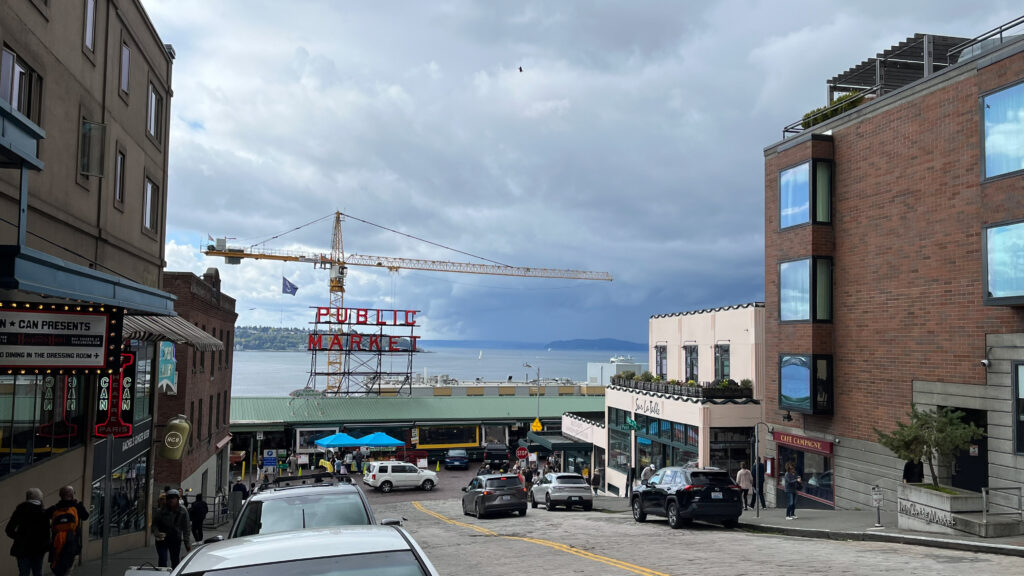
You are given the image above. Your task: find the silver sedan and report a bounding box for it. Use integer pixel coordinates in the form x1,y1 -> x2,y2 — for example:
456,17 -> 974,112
528,473 -> 593,511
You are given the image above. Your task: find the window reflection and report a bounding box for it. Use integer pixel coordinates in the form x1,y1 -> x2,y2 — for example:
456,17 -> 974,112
90,451 -> 148,540
984,82 -> 1024,178
780,163 -> 810,228
987,220 -> 1024,300
0,375 -> 85,478
780,259 -> 811,321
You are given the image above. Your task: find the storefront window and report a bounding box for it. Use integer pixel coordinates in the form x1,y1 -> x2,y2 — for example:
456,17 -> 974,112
709,427 -> 753,478
296,428 -> 337,452
777,445 -> 834,508
0,375 -> 85,478
133,342 -> 154,423
89,451 -> 148,540
608,428 -> 631,474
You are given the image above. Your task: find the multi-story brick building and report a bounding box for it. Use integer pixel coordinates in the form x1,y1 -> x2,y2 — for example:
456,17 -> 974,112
763,26 -> 1024,515
155,269 -> 236,502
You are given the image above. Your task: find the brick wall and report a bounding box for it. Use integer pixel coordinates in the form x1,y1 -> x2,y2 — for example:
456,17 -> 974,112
765,48 -> 1024,443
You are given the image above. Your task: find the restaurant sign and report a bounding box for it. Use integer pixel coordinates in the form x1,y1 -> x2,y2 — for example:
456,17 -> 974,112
773,431 -> 833,455
0,309 -> 109,368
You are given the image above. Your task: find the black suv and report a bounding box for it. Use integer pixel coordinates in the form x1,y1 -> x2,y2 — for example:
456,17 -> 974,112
631,467 -> 742,529
483,443 -> 511,471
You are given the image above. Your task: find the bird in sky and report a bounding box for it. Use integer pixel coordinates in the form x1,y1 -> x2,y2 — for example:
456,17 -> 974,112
519,66 -> 523,73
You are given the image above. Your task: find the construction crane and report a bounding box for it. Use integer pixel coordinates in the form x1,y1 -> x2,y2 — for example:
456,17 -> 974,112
204,212 -> 612,395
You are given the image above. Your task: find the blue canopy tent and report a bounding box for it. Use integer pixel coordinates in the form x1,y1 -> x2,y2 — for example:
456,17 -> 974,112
355,432 -> 405,447
314,432 -> 360,448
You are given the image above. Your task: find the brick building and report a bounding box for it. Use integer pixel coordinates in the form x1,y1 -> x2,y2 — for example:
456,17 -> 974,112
763,28 -> 1024,513
156,269 -> 237,500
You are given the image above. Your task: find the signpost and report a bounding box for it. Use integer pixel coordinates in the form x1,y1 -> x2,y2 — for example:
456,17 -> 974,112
263,449 -> 278,469
872,485 -> 884,527
516,446 -> 529,460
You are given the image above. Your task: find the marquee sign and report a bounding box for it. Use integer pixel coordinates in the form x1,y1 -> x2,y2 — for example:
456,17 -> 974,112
0,308 -> 109,368
773,431 -> 833,455
95,353 -> 136,438
308,307 -> 421,353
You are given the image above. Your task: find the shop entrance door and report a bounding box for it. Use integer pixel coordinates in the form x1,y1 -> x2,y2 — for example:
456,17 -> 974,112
950,409 -> 987,493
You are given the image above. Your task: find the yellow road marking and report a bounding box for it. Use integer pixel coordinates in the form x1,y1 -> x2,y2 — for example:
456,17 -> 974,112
411,502 -> 667,576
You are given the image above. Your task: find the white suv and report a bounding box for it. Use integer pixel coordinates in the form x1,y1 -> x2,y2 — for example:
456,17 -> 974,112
363,461 -> 438,493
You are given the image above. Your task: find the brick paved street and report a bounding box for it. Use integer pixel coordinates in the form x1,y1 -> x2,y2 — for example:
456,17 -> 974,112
367,497 -> 1024,576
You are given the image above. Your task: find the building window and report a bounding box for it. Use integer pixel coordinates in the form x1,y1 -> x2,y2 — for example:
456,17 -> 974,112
984,219 -> 1024,305
88,452 -> 148,541
714,344 -> 730,381
219,329 -> 224,367
197,398 -> 203,442
188,400 -> 194,449
1,46 -> 43,123
147,83 -> 163,138
84,0 -> 97,52
133,343 -> 153,424
215,393 -> 221,430
114,150 -> 125,204
779,354 -> 834,415
143,178 -> 158,231
1013,362 -> 1024,453
983,81 -> 1024,179
223,390 -> 229,424
779,257 -> 832,322
120,43 -> 130,94
654,345 -> 667,380
683,345 -> 698,382
208,395 -> 213,439
779,161 -> 832,229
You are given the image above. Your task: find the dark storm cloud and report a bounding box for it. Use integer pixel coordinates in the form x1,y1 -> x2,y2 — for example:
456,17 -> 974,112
148,0 -> 1020,341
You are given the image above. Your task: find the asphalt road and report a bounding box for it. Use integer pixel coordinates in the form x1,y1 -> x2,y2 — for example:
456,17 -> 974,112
363,492 -> 1024,576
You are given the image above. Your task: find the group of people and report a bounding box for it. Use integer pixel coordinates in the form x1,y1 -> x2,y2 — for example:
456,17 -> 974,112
6,486 -> 89,576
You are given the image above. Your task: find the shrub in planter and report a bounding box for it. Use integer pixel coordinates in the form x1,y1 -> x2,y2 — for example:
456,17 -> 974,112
801,92 -> 866,129
875,405 -> 985,487
619,370 -> 636,381
639,371 -> 654,382
739,378 -> 753,389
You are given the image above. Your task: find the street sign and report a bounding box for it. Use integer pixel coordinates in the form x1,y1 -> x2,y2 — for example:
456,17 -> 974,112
871,485 -> 883,507
256,431 -> 264,440
531,418 -> 543,432
516,446 -> 529,460
263,448 -> 277,468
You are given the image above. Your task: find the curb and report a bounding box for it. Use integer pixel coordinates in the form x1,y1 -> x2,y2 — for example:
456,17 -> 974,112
738,522 -> 1024,558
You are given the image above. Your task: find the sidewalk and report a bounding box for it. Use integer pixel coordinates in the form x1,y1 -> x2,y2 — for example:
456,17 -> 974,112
75,523 -> 232,576
592,496 -> 1024,558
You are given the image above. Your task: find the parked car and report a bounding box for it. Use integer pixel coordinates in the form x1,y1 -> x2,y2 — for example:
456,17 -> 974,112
443,449 -> 470,470
171,526 -> 439,576
631,467 -> 743,528
529,473 -> 593,511
363,460 -> 438,493
228,473 -> 381,538
461,474 -> 528,518
483,443 -> 511,471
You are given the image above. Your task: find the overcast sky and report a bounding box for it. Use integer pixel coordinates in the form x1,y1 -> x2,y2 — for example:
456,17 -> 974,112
146,1 -> 1019,343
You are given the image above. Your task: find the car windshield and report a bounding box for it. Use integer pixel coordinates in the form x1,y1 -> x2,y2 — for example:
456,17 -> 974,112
688,472 -> 733,486
485,477 -> 522,489
448,450 -> 467,457
554,476 -> 587,485
196,550 -> 427,576
233,493 -> 370,537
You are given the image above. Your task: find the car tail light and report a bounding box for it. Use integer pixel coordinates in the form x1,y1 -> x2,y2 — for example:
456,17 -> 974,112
681,485 -> 696,491
483,490 -> 492,495
729,485 -> 742,491
371,474 -> 377,480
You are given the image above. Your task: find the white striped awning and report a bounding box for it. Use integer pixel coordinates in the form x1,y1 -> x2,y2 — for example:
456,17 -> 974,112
123,315 -> 224,351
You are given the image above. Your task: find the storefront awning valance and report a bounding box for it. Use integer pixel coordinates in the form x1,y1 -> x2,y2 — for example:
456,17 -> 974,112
124,314 -> 224,351
527,431 -> 593,451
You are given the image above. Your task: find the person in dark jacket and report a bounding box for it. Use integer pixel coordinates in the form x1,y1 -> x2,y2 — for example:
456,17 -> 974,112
153,489 -> 191,568
188,494 -> 209,542
6,488 -> 49,576
45,486 -> 89,576
231,479 -> 249,500
902,460 -> 924,484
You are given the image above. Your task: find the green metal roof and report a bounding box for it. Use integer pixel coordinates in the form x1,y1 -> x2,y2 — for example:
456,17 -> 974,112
230,396 -> 605,426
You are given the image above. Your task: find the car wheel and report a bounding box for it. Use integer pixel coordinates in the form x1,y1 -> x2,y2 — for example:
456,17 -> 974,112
667,502 -> 681,529
545,494 -> 555,511
421,480 -> 435,491
529,492 -> 538,508
631,498 -> 647,522
722,518 -> 739,529
380,481 -> 393,494
583,502 -> 593,512
476,501 -> 485,519
519,508 -> 527,516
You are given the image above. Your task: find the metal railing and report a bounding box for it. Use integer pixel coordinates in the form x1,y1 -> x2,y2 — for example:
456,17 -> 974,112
981,486 -> 1024,524
946,14 -> 1024,64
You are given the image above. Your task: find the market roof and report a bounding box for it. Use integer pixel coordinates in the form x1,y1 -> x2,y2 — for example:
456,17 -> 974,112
230,396 -> 606,431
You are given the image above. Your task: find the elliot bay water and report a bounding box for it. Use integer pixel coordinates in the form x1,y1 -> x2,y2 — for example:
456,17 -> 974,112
231,348 -> 643,397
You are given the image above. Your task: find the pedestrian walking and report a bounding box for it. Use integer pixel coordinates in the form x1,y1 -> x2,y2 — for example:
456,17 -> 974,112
6,488 -> 49,576
753,457 -> 767,509
188,494 -> 208,543
153,489 -> 192,568
902,459 -> 924,484
640,463 -> 656,483
784,463 -> 802,520
591,468 -> 602,494
46,486 -> 89,576
735,462 -> 753,510
354,450 -> 364,474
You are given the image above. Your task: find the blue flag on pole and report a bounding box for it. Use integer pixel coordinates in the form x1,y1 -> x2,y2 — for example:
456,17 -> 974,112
282,277 -> 298,295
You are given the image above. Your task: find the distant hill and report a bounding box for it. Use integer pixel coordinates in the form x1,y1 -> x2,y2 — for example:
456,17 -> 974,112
545,338 -> 646,351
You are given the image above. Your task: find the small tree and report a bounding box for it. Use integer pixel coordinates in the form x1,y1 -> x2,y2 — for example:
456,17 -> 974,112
618,370 -> 636,381
875,405 -> 985,487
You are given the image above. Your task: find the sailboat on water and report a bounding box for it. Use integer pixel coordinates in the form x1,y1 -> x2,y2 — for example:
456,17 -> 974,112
478,350 -> 483,360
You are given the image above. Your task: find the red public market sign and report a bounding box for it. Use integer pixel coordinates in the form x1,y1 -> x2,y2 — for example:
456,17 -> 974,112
315,307 -> 418,326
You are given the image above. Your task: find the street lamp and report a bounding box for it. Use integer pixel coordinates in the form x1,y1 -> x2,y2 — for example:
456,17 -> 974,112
752,421 -> 772,518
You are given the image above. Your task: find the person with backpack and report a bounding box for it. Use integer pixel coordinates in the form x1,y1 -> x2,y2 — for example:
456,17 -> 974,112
188,494 -> 208,543
6,488 -> 49,576
46,486 -> 89,576
152,489 -> 191,568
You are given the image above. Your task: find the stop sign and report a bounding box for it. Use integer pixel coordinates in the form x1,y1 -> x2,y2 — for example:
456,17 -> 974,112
516,446 -> 529,460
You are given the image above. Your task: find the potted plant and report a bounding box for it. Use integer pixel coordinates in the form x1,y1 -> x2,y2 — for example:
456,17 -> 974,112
875,405 -> 985,534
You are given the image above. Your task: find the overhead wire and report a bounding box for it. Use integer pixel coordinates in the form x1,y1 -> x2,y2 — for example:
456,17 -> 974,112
248,212 -> 335,249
